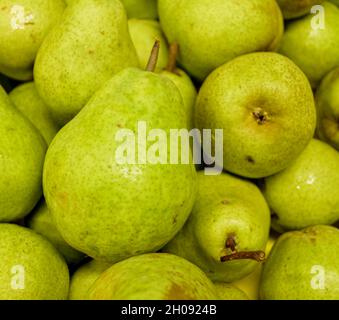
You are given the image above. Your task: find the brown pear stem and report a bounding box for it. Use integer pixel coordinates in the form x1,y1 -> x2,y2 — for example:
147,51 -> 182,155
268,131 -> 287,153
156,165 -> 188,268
220,235 -> 266,263
166,42 -> 179,74
146,39 -> 160,72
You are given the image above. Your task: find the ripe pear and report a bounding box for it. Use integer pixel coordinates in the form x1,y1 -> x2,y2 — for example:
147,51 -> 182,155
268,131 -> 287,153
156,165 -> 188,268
158,0 -> 283,81
214,283 -> 249,300
0,0 -> 66,80
9,82 -> 60,145
260,225 -> 339,300
121,0 -> 158,20
0,86 -> 46,222
128,19 -> 168,71
87,253 -> 218,300
161,43 -> 197,129
164,172 -> 270,282
69,260 -> 111,300
0,224 -> 69,300
279,2 -> 339,88
27,200 -> 85,265
34,0 -> 139,125
43,44 -> 197,262
315,67 -> 339,150
195,52 -> 316,178
277,0 -> 325,19
264,139 -> 339,231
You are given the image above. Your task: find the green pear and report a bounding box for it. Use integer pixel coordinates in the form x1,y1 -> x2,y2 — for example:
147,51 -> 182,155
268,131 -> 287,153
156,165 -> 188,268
161,43 -> 197,129
279,2 -> 339,88
9,82 -> 60,145
164,172 -> 270,282
0,86 -> 46,222
195,52 -> 316,178
128,19 -> 168,71
34,0 -> 139,125
69,260 -> 111,300
263,139 -> 339,231
315,67 -> 339,150
214,283 -> 249,300
87,253 -> 218,300
260,225 -> 339,300
277,0 -> 325,19
0,0 -> 66,80
43,44 -> 197,262
27,200 -> 85,265
0,224 -> 69,300
121,0 -> 158,20
158,0 -> 283,81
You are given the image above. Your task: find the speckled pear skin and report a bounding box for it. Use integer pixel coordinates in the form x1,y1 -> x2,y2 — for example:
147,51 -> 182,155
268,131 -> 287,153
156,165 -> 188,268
0,224 -> 69,300
158,0 -> 283,81
277,0 -> 325,19
34,0 -> 139,125
195,52 -> 316,178
9,82 -> 60,145
128,19 -> 168,71
0,0 -> 66,80
87,253 -> 218,300
161,69 -> 197,129
315,68 -> 339,150
214,283 -> 249,300
27,200 -> 85,265
0,86 -> 46,222
69,260 -> 111,300
279,2 -> 339,88
260,225 -> 339,300
164,172 -> 270,282
121,0 -> 158,20
264,139 -> 339,231
43,68 -> 197,262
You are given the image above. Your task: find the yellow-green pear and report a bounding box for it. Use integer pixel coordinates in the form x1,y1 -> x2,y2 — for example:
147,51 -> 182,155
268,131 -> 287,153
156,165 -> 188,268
0,86 -> 46,222
158,0 -> 283,81
128,19 -> 168,71
34,0 -> 139,125
0,0 -> 66,80
9,82 -> 60,145
0,224 -> 69,300
87,253 -> 218,300
69,260 -> 111,300
214,283 -> 249,300
277,0 -> 325,19
121,0 -> 158,20
279,2 -> 339,88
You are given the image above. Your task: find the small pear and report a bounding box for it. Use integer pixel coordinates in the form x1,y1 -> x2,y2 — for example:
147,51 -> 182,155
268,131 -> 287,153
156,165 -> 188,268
260,225 -> 339,300
121,0 -> 158,20
158,0 -> 283,81
263,139 -> 339,231
69,260 -> 111,300
87,253 -> 218,300
315,67 -> 339,150
34,0 -> 139,125
0,224 -> 69,300
214,283 -> 249,300
128,19 -> 168,71
277,0 -> 325,19
278,2 -> 339,88
27,200 -> 85,265
9,82 -> 60,145
0,0 -> 66,80
0,86 -> 46,222
164,172 -> 270,282
161,43 -> 197,129
195,52 -> 316,178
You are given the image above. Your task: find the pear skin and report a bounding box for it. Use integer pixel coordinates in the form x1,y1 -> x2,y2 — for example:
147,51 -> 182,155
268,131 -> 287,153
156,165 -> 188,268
214,283 -> 249,300
277,0 -> 325,19
121,0 -> 158,20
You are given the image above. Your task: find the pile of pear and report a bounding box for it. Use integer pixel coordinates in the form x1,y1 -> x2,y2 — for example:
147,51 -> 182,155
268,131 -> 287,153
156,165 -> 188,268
0,0 -> 338,300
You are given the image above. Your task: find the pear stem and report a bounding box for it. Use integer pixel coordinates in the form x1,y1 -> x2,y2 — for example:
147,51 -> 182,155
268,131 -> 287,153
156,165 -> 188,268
146,39 -> 160,72
220,235 -> 266,263
166,42 -> 179,74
